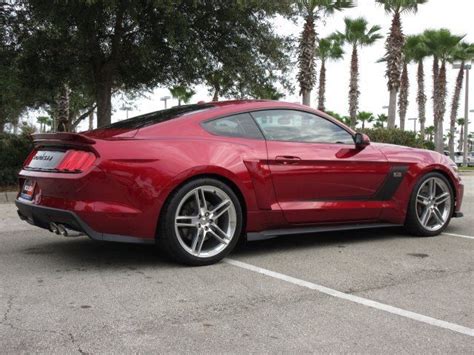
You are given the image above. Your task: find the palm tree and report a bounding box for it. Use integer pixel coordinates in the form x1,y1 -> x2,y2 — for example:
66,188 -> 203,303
338,17 -> 381,128
169,85 -> 195,106
457,118 -> 465,151
448,43 -> 474,158
404,34 -> 429,138
398,46 -> 410,131
357,111 -> 375,129
296,0 -> 353,106
374,113 -> 388,128
424,29 -> 464,153
425,125 -> 435,142
316,34 -> 344,111
326,110 -> 351,126
376,0 -> 428,128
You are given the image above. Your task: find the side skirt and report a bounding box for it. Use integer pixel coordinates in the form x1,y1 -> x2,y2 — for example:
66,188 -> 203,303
247,223 -> 403,241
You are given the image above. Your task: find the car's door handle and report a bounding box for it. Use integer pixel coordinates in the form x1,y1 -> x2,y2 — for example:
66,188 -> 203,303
275,156 -> 301,164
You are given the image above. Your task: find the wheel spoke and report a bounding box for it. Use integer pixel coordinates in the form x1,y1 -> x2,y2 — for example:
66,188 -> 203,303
211,199 -> 231,219
429,179 -> 437,198
417,195 -> 429,206
432,207 -> 444,224
435,192 -> 449,206
208,228 -> 229,245
176,216 -> 197,228
191,228 -> 205,254
420,208 -> 432,226
194,188 -> 207,211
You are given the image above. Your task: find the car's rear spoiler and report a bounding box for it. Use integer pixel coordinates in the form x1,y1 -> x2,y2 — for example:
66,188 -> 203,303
32,133 -> 96,146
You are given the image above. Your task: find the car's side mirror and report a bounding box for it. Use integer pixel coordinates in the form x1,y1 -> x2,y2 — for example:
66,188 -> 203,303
354,133 -> 370,149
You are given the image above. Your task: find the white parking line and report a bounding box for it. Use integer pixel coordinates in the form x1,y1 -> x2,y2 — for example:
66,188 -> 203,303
225,258 -> 474,337
443,232 -> 474,240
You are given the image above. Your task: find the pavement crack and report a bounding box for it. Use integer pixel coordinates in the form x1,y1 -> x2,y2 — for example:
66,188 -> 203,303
68,332 -> 87,355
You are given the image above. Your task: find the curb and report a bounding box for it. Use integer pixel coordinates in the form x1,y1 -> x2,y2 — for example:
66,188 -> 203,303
0,191 -> 18,204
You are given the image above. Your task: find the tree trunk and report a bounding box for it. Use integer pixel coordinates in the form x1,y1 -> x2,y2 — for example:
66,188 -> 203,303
416,60 -> 426,139
95,76 -> 112,128
349,45 -> 359,129
88,111 -> 94,131
387,89 -> 397,128
317,60 -> 326,111
449,63 -> 465,159
302,90 -> 311,106
297,15 -> 316,107
56,84 -> 70,132
212,86 -> 219,102
434,61 -> 447,153
385,11 -> 404,128
398,62 -> 409,131
458,124 -> 464,151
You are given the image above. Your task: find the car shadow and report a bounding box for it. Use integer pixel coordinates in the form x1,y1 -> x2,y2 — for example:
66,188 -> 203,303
233,227 -> 407,257
29,227 -> 407,268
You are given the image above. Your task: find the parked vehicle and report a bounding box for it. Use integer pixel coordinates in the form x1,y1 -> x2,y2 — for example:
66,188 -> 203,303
16,101 -> 463,265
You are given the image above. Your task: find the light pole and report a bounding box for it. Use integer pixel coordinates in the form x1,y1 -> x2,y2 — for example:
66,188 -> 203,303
453,62 -> 472,166
408,118 -> 417,133
160,95 -> 171,109
121,105 -> 132,120
382,105 -> 389,116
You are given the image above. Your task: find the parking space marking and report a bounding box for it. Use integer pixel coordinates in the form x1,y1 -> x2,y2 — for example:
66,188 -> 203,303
225,258 -> 474,337
443,232 -> 474,240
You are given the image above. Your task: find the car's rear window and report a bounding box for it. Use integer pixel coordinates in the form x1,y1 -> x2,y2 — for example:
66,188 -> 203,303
101,104 -> 215,130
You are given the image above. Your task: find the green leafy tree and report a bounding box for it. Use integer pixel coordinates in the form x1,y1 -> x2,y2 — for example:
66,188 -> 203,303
296,0 -> 353,106
337,17 -> 381,128
169,86 -> 195,106
357,111 -> 375,129
425,125 -> 435,142
376,0 -> 428,128
423,29 -> 464,153
374,113 -> 388,128
10,1 -> 294,127
316,34 -> 344,111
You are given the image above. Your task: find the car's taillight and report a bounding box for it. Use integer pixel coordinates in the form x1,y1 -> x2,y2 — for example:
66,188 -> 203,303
23,149 -> 37,168
56,150 -> 96,172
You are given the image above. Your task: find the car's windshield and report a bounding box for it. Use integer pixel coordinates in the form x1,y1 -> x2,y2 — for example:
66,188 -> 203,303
99,104 -> 215,130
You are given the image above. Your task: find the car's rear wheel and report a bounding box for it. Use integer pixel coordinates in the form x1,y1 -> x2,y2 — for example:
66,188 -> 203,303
158,178 -> 242,265
405,172 -> 454,236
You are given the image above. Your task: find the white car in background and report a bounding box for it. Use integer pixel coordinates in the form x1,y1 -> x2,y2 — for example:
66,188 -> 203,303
444,151 -> 474,166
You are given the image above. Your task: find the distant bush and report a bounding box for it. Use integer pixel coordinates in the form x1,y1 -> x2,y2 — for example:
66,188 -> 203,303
0,133 -> 33,187
360,128 -> 433,150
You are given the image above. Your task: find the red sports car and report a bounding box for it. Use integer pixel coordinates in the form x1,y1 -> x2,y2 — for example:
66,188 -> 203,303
16,100 -> 464,265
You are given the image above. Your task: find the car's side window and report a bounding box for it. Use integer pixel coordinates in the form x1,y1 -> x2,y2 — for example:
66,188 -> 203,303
202,113 -> 264,139
251,110 -> 354,144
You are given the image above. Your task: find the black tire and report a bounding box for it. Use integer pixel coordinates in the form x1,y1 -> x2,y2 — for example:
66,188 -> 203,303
158,178 -> 243,266
404,172 -> 454,237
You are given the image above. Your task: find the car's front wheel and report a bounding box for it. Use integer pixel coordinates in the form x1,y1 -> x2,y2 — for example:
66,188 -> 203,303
405,172 -> 454,236
158,178 -> 243,265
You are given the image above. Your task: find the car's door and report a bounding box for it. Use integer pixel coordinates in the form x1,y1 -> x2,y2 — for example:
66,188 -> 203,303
251,109 -> 391,224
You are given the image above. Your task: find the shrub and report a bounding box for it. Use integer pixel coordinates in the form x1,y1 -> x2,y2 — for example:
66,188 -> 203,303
360,128 -> 432,150
0,133 -> 34,187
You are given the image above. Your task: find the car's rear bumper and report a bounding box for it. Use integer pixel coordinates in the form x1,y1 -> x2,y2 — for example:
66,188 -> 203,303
16,199 -> 154,244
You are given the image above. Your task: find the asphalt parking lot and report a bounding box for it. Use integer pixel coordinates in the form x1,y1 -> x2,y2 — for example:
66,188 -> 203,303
1,174 -> 473,353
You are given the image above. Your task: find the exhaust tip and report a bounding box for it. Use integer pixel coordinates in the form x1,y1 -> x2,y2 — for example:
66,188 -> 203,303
49,222 -> 59,234
57,224 -> 68,237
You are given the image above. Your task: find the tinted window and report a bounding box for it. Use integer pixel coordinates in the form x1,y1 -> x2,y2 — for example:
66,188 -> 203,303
98,104 -> 214,130
251,110 -> 353,144
202,113 -> 264,139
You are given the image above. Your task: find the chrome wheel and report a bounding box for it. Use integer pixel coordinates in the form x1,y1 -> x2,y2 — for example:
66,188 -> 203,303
415,177 -> 451,232
174,185 -> 237,258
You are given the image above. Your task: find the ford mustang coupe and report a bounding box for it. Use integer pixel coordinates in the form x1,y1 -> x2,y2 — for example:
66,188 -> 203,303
16,100 -> 463,265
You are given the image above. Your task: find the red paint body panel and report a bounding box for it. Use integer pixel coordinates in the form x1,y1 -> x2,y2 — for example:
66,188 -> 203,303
17,100 -> 463,242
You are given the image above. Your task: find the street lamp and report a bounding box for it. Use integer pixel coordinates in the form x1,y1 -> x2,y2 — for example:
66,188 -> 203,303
453,61 -> 472,166
160,95 -> 171,109
382,105 -> 389,116
407,118 -> 417,133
